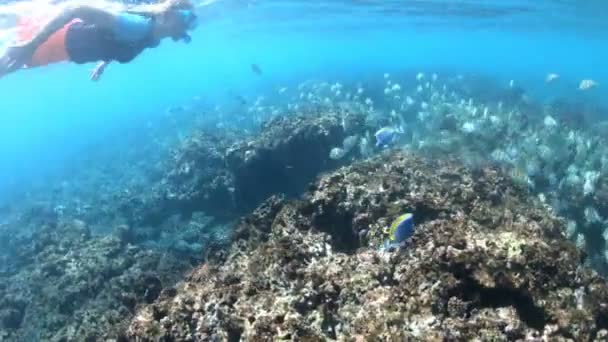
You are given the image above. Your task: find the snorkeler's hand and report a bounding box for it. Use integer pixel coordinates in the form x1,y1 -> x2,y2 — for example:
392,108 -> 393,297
90,62 -> 108,81
0,44 -> 34,77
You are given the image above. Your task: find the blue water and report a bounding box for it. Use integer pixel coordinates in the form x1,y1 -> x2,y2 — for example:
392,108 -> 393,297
1,1 -> 608,339
0,0 -> 607,202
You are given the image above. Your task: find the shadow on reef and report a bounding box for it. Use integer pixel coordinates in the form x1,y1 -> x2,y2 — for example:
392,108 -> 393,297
127,152 -> 608,341
123,110 -> 365,227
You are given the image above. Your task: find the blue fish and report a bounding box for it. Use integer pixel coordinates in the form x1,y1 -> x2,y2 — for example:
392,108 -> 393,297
382,213 -> 414,250
389,213 -> 414,242
374,126 -> 403,147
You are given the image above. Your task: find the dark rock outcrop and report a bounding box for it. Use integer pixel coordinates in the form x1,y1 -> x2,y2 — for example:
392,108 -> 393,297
127,111 -> 365,226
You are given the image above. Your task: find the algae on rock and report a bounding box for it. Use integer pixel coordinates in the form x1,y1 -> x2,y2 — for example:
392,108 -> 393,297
127,152 -> 608,341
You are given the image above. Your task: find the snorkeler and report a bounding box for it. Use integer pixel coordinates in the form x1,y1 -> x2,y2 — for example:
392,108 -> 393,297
0,0 -> 198,80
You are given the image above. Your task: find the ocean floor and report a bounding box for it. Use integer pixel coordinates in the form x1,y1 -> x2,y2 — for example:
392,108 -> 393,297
1,72 -> 608,340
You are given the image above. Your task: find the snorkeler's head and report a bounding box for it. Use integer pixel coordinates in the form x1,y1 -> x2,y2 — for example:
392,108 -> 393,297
156,0 -> 198,42
162,9 -> 198,42
165,0 -> 195,11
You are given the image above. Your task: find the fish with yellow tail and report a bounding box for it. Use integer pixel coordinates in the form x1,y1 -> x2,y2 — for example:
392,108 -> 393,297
382,213 -> 415,250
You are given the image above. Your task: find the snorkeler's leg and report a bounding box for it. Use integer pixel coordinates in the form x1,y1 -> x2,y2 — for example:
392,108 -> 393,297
22,6 -> 116,50
0,6 -> 117,75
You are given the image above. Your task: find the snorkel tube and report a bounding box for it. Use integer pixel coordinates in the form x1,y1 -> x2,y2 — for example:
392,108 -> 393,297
172,9 -> 198,43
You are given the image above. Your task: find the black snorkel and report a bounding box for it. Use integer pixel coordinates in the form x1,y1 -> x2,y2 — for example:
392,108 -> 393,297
172,9 -> 198,43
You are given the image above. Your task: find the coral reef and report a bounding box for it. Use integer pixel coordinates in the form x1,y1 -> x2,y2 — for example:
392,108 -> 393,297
225,111 -> 364,210
395,75 -> 608,273
127,109 -> 365,226
3,71 -> 608,341
236,72 -> 608,275
121,130 -> 239,226
127,152 -> 608,341
0,220 -> 192,341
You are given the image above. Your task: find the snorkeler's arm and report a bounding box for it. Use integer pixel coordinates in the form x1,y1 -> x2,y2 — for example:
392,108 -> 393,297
90,61 -> 110,81
20,6 -> 118,50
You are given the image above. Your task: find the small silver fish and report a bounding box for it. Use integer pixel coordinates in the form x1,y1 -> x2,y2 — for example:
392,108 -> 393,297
579,79 -> 598,91
545,73 -> 560,83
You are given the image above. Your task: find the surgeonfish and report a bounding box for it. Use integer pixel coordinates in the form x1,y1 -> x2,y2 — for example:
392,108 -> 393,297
374,126 -> 403,147
389,213 -> 414,243
579,79 -> 598,91
382,213 -> 415,250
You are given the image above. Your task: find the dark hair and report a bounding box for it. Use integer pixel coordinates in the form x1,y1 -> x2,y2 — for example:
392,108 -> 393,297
130,0 -> 196,42
165,0 -> 194,12
164,5 -> 197,42
129,0 -> 194,18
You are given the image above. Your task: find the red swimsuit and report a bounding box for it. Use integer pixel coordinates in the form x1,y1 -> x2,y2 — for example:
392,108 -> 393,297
17,17 -> 81,67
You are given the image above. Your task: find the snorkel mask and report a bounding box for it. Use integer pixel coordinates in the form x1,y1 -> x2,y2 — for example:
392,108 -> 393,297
173,9 -> 198,43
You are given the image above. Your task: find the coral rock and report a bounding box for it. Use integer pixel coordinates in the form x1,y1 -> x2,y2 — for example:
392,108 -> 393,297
127,152 -> 608,340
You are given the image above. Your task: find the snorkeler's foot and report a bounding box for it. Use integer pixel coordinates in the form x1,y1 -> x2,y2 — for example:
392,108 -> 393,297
0,45 -> 33,77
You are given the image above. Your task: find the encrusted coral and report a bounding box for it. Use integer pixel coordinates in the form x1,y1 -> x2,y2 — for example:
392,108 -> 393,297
0,220 -> 191,341
127,152 -> 608,341
126,110 -> 365,226
3,73 -> 608,341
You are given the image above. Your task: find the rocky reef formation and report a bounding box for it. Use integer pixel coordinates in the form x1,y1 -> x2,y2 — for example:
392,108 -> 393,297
278,74 -> 608,275
121,130 -> 238,227
0,220 -> 192,341
127,151 -> 608,341
126,110 -> 365,226
225,111 -> 364,210
3,73 -> 608,341
403,79 -> 608,273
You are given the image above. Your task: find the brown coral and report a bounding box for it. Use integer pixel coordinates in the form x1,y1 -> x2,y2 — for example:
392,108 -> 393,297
127,152 -> 608,341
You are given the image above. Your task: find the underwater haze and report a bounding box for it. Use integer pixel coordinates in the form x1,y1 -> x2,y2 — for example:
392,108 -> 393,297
2,0 -> 608,340
1,0 -> 607,199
